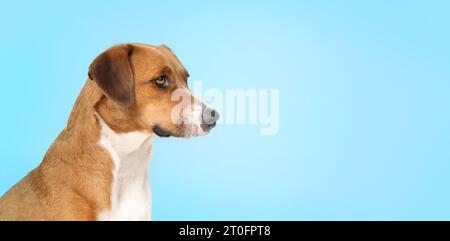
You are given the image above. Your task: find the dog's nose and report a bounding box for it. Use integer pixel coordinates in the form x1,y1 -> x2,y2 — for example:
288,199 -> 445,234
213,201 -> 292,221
201,108 -> 220,131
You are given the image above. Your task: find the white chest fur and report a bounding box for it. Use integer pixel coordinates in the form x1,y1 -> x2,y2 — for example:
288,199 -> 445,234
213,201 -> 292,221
96,115 -> 153,221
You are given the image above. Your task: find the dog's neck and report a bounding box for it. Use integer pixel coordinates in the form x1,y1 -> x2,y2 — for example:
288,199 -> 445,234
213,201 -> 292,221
96,113 -> 153,159
96,114 -> 153,221
58,80 -> 154,220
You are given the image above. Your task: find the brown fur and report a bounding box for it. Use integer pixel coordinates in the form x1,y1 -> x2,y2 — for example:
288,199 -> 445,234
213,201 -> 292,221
0,43 -> 194,220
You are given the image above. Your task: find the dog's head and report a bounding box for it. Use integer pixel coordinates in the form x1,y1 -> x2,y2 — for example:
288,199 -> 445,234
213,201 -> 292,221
88,43 -> 219,138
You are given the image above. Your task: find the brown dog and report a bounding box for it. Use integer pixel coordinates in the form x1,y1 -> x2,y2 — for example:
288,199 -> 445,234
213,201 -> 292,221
0,43 -> 219,220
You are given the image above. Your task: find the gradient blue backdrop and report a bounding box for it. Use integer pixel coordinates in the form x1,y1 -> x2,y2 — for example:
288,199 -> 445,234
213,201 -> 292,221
0,1 -> 449,220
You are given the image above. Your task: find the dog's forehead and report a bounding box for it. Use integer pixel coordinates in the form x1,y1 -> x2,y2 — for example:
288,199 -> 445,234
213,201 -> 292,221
132,44 -> 186,72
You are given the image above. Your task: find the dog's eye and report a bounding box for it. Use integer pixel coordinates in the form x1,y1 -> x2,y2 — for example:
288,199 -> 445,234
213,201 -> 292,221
153,76 -> 169,88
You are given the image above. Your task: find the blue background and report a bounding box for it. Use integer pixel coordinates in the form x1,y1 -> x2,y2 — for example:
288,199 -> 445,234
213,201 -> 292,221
0,1 -> 449,220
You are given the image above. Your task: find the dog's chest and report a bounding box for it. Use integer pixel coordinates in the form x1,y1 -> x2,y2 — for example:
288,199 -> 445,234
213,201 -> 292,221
96,116 -> 153,221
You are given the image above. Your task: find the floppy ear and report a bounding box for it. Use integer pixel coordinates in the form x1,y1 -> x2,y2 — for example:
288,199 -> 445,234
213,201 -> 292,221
88,44 -> 135,107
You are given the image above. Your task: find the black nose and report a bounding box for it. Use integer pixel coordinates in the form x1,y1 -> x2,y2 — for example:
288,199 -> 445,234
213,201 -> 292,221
201,108 -> 220,131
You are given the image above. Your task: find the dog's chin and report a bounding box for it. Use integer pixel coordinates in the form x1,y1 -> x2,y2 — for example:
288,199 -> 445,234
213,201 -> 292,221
182,124 -> 209,138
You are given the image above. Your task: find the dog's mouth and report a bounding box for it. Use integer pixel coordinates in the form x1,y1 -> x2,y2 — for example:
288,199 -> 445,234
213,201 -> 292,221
152,125 -> 172,137
152,124 -> 208,138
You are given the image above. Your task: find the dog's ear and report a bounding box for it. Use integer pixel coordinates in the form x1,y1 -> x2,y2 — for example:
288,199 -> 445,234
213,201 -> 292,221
88,44 -> 135,107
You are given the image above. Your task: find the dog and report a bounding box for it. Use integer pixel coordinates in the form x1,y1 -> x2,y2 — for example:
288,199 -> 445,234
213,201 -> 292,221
0,43 -> 219,220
